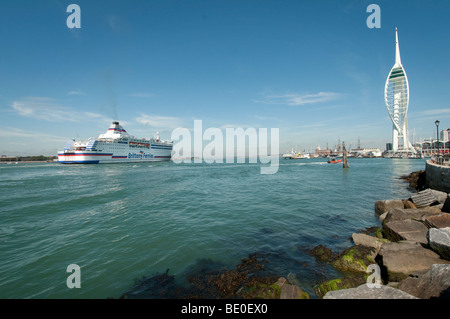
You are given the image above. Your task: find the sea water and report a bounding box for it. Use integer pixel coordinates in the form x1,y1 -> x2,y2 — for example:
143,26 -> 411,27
0,158 -> 426,298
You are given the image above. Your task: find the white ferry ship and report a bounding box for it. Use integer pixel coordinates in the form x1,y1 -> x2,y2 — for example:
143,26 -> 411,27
57,121 -> 173,164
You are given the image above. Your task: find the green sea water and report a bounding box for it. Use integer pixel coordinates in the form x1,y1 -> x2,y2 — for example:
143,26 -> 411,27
0,158 -> 426,299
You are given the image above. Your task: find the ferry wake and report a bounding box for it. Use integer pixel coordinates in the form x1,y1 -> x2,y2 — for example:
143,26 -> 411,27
57,121 -> 173,164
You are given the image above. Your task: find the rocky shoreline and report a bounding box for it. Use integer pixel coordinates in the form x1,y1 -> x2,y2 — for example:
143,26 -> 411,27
310,171 -> 450,299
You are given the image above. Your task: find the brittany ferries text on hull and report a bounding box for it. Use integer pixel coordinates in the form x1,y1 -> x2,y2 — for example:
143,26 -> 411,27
57,121 -> 173,164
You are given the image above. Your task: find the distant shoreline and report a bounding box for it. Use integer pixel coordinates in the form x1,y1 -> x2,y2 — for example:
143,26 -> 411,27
0,160 -> 57,164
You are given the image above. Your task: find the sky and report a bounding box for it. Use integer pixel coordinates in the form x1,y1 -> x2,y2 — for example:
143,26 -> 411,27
1,0 -> 450,156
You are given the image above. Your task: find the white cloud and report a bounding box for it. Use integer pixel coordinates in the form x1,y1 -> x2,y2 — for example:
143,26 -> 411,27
11,97 -> 102,122
68,90 -> 87,96
218,123 -> 262,130
254,115 -> 273,121
0,127 -> 67,143
417,108 -> 450,117
128,92 -> 155,98
297,122 -> 327,129
254,92 -> 342,106
134,113 -> 185,129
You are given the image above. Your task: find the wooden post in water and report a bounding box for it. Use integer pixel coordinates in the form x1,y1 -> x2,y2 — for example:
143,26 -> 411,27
342,141 -> 349,168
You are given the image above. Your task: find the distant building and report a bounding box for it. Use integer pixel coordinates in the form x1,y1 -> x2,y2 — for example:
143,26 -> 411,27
413,134 -> 450,156
386,143 -> 393,151
315,145 -> 331,157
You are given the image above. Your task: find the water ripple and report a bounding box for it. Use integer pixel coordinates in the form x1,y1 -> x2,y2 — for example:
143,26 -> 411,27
0,159 -> 426,298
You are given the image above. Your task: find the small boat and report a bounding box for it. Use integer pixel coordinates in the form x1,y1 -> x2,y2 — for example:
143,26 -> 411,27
327,156 -> 342,164
282,148 -> 310,159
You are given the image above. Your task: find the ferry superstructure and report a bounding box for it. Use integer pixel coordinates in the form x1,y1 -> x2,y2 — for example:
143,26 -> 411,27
57,121 -> 173,164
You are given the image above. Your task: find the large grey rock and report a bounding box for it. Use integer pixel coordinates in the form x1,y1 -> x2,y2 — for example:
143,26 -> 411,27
275,277 -> 309,299
383,219 -> 429,244
411,189 -> 439,208
402,207 -> 442,221
331,245 -> 377,274
323,283 -> 418,299
280,283 -> 304,299
424,213 -> 450,229
384,207 -> 441,223
315,275 -> 367,298
430,190 -> 449,204
375,241 -> 450,282
352,233 -> 388,252
427,227 -> 450,261
382,208 -> 411,224
374,200 -> 404,217
382,207 -> 441,227
398,264 -> 450,299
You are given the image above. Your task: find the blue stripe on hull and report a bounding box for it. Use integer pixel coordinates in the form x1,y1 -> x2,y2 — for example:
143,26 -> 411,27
58,160 -> 100,164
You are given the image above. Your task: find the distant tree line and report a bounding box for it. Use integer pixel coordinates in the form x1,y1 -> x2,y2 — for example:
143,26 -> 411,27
0,155 -> 57,162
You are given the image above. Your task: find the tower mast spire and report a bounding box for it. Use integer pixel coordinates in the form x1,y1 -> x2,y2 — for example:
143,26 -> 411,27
395,27 -> 402,67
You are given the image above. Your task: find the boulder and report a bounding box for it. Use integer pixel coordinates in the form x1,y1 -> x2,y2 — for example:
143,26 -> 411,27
323,283 -> 418,299
237,277 -> 308,299
381,206 -> 440,224
374,200 -> 404,217
274,277 -> 309,299
383,219 -> 429,244
427,227 -> 450,261
382,208 -> 411,224
397,264 -> 450,299
403,207 -> 442,222
352,233 -> 388,252
315,275 -> 367,299
403,199 -> 417,209
424,213 -> 450,229
430,190 -> 449,204
280,283 -> 309,299
383,207 -> 441,225
331,245 -> 377,273
375,241 -> 450,282
411,189 -> 439,208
